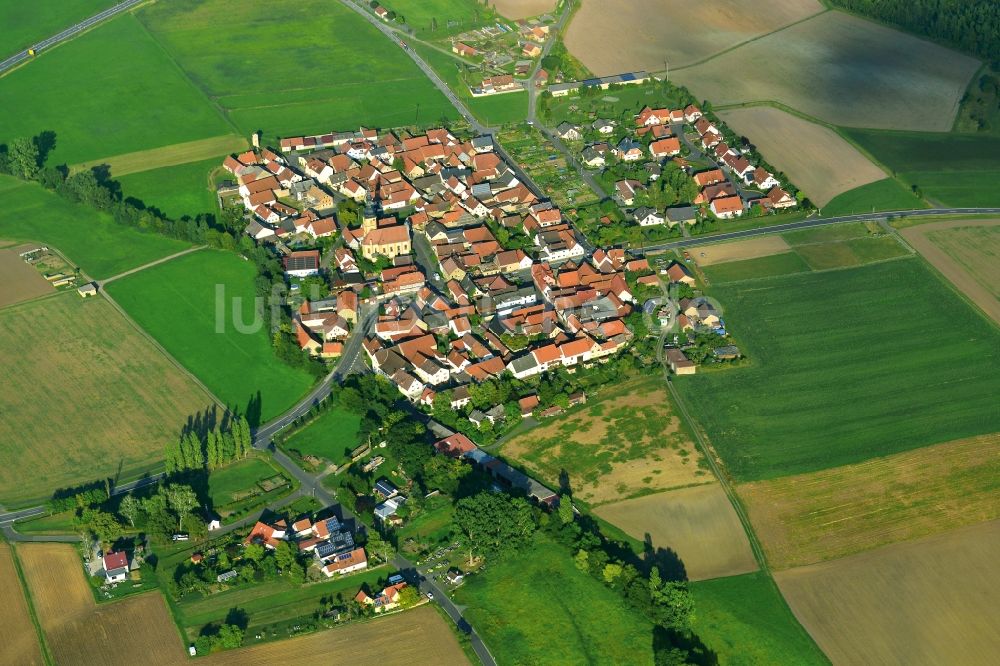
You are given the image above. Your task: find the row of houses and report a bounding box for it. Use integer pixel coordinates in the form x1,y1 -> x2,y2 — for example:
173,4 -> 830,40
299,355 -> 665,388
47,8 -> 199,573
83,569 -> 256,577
245,515 -> 367,578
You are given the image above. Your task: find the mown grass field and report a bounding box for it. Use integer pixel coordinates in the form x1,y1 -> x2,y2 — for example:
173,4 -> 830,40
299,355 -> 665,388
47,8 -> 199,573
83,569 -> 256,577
117,157 -> 221,220
282,406 -> 363,462
106,250 -> 316,423
206,457 -> 284,508
0,543 -> 43,665
385,0 -> 495,37
138,0 -> 460,139
1,0 -> 113,58
740,433 -> 1000,569
502,377 -> 709,505
74,134 -> 247,177
678,258 -> 1000,481
0,14 -> 233,166
775,521 -> 1000,665
456,534 -> 655,665
0,177 -> 191,279
821,177 -> 927,216
690,572 -> 827,665
594,484 -> 757,582
845,130 -> 1000,207
17,543 -> 186,665
0,293 -> 213,506
702,251 -> 810,284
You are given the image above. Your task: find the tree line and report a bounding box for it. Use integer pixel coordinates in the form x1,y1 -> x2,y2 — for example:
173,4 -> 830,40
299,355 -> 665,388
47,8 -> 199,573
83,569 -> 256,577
165,417 -> 253,473
828,0 -> 1000,64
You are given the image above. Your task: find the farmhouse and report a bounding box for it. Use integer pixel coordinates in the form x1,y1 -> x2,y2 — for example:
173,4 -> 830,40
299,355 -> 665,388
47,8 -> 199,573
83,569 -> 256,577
452,42 -> 478,57
666,349 -> 696,375
102,551 -> 129,584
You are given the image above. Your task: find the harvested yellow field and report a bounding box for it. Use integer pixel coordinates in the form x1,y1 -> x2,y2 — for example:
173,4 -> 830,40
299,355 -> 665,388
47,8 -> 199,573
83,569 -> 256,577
0,293 -> 214,505
204,606 -> 468,665
718,106 -> 885,205
17,543 -> 186,665
596,484 -> 757,581
503,378 -> 710,504
0,247 -> 52,308
902,218 -> 1000,325
73,133 -> 247,177
693,235 -> 791,265
776,520 -> 1000,666
741,433 -> 1000,569
565,0 -> 823,75
0,544 -> 43,665
674,12 -> 980,131
491,0 -> 556,20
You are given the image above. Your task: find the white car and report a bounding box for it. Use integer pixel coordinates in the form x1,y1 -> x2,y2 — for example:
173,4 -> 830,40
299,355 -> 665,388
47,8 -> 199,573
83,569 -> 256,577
426,591 -> 434,600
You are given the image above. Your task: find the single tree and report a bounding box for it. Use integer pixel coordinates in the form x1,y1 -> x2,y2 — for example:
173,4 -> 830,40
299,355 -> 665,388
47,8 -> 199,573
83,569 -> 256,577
165,484 -> 198,530
8,137 -> 40,180
118,494 -> 142,527
557,494 -> 574,525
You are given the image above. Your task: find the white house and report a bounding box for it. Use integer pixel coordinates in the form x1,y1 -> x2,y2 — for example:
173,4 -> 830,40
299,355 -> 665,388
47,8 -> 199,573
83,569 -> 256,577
634,207 -> 665,227
103,551 -> 129,584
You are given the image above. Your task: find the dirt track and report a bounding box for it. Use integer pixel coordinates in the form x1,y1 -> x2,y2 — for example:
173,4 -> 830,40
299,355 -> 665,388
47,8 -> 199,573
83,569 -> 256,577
901,218 -> 1000,325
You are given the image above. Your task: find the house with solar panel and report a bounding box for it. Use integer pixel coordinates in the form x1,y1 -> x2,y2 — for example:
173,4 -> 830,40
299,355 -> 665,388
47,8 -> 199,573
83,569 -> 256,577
320,547 -> 368,577
103,551 -> 130,584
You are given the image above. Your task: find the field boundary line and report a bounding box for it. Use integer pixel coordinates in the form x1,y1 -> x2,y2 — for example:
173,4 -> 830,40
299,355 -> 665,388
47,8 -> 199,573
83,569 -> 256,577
672,9 -> 829,72
99,244 -> 205,286
8,544 -> 55,666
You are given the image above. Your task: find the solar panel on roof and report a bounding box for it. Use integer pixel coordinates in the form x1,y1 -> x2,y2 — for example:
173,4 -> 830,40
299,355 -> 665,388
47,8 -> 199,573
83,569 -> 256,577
337,552 -> 352,561
583,78 -> 600,87
621,73 -> 636,81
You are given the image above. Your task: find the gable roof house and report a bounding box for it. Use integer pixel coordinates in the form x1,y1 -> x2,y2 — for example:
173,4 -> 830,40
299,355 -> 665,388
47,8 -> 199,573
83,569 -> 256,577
284,250 -> 321,277
633,207 -> 665,227
556,122 -> 582,141
710,195 -> 745,219
103,551 -> 130,584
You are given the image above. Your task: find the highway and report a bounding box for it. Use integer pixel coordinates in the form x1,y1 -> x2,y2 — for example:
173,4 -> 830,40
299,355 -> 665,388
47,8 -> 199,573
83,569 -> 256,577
0,0 -> 146,75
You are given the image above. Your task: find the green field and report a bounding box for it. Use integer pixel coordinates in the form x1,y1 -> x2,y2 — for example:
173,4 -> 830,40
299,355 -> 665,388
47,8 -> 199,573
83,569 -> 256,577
138,0 -> 460,138
1,0 -> 114,58
385,0 -> 496,37
703,252 -> 810,284
690,572 -> 827,665
282,407 -> 362,462
0,14 -> 233,166
0,177 -> 191,279
845,130 -> 1000,207
207,457 -> 283,507
456,534 -> 655,665
106,250 -> 316,422
175,565 -> 384,631
793,236 -> 909,270
408,41 -> 527,126
821,178 -> 927,216
117,158 -> 220,220
15,511 -> 78,535
679,258 -> 1000,481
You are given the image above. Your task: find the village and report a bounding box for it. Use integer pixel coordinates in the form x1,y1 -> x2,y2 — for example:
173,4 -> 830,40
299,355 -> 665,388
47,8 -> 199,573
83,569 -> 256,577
221,118 -> 748,431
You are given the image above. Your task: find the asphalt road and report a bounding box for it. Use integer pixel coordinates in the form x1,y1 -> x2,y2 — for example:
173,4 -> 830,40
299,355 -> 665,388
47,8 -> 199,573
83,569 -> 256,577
0,0 -> 145,75
637,207 -> 1000,254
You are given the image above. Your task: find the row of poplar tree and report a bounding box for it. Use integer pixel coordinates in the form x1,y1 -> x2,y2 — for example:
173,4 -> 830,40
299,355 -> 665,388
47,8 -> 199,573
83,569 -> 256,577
164,416 -> 253,473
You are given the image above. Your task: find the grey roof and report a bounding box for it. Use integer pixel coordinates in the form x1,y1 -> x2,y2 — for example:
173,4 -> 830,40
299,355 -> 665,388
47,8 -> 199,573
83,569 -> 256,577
665,206 -> 697,221
508,353 -> 540,375
472,135 -> 494,148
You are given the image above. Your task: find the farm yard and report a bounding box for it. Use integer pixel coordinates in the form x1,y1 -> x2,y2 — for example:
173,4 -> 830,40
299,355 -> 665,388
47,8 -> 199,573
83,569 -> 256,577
673,11 -> 980,132
202,606 -> 469,665
564,0 -> 824,74
901,219 -> 1000,324
0,544 -> 43,666
0,14 -> 234,167
16,543 -> 187,665
116,157 -> 223,221
0,247 -> 53,307
717,106 -> 886,206
594,484 -> 757,581
106,249 -> 316,423
678,258 -> 1000,482
1,0 -> 114,59
0,178 -> 192,280
690,572 -> 827,665
0,293 -> 213,506
845,131 -> 1000,208
502,377 -> 710,505
137,0 -> 460,141
740,433 -> 1000,569
456,534 -> 655,666
775,520 -> 1000,665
